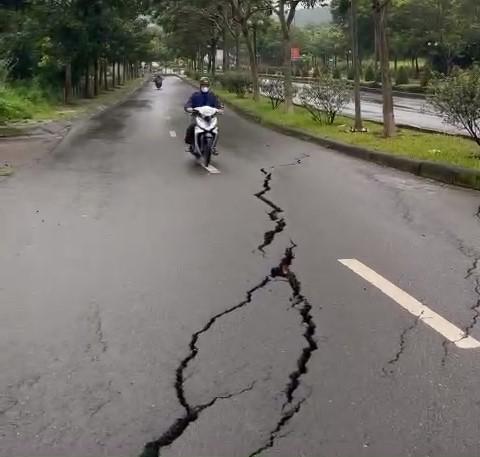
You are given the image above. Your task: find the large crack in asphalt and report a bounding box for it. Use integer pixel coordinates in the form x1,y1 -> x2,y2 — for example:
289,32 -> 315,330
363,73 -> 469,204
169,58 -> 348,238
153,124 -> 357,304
140,161 -> 317,457
255,168 -> 286,254
249,244 -> 319,457
139,278 -> 269,457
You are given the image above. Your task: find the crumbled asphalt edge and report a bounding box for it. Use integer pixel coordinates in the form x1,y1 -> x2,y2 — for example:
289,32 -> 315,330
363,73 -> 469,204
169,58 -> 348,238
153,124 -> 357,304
141,159 -> 318,457
248,244 -> 319,457
382,311 -> 424,376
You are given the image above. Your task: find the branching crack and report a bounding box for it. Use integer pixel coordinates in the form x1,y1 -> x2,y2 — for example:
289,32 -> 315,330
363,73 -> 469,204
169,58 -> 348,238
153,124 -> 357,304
141,383 -> 256,457
249,244 -> 319,456
174,277 -> 270,414
141,158 -> 313,457
463,279 -> 480,338
249,399 -> 306,457
465,256 -> 480,280
255,168 -> 286,254
382,312 -> 423,376
140,278 -> 269,456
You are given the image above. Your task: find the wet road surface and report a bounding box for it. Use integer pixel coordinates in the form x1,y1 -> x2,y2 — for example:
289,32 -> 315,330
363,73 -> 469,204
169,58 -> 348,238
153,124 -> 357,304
1,77 -> 480,457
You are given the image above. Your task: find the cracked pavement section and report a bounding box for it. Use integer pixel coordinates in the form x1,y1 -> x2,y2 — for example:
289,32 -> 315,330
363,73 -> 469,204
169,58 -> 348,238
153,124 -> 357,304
141,159 -> 319,457
139,278 -> 269,456
382,312 -> 423,376
255,168 -> 286,255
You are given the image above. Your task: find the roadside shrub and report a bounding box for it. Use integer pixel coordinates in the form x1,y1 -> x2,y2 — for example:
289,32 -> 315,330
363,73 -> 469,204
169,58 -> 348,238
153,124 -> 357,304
185,69 -> 200,81
333,67 -> 341,79
394,84 -> 426,94
0,86 -> 33,123
429,67 -> 480,149
347,67 -> 354,80
313,66 -> 321,78
365,64 -> 375,82
260,78 -> 298,110
218,72 -> 252,97
395,66 -> 409,85
421,66 -> 433,87
299,74 -> 351,125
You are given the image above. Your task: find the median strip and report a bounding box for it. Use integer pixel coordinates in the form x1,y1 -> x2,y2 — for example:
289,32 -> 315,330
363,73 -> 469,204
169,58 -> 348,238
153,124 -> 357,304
184,77 -> 480,191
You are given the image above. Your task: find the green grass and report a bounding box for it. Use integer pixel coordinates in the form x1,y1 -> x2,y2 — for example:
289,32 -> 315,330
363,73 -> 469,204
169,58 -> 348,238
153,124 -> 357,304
0,78 -> 144,125
216,89 -> 480,171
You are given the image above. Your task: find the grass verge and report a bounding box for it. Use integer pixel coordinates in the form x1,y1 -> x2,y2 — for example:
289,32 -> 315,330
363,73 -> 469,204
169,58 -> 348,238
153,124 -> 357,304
0,78 -> 144,128
216,89 -> 480,171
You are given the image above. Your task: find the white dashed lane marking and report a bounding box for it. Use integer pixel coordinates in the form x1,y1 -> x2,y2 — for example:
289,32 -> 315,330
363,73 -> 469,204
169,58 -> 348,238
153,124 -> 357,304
339,258 -> 480,349
202,164 -> 221,174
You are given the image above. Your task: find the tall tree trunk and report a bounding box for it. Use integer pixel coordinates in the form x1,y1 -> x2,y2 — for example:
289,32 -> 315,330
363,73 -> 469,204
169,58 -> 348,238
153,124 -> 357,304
373,1 -> 396,137
211,40 -> 217,76
282,32 -> 293,112
374,24 -> 379,73
64,62 -> 72,104
103,60 -> 108,90
235,27 -> 240,70
223,28 -> 228,71
84,61 -> 90,98
241,23 -> 259,101
123,58 -> 127,82
394,55 -> 398,72
94,59 -> 99,96
99,60 -> 104,90
117,61 -> 122,85
351,0 -> 363,131
112,61 -> 116,87
415,56 -> 419,77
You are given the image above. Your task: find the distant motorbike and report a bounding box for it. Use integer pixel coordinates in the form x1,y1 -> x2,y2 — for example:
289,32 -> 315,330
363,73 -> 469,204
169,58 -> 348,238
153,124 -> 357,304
154,77 -> 163,90
187,106 -> 222,167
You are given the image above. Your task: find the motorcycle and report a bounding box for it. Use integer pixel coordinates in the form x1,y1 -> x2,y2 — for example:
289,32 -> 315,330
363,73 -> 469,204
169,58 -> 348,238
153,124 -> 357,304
154,79 -> 163,90
188,106 -> 222,167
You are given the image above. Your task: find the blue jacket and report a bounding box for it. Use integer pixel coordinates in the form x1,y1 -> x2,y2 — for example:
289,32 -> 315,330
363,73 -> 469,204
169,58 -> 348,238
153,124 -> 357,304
184,91 -> 222,110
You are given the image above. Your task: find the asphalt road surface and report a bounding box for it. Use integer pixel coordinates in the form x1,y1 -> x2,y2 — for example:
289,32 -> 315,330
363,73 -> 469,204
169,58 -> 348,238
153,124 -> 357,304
1,76 -> 480,457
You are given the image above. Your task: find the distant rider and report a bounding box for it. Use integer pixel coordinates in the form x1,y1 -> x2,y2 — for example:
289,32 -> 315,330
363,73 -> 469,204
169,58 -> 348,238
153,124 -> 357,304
184,77 -> 222,154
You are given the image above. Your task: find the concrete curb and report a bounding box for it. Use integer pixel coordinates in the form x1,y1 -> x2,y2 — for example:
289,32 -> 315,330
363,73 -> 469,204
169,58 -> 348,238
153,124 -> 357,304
180,76 -> 480,191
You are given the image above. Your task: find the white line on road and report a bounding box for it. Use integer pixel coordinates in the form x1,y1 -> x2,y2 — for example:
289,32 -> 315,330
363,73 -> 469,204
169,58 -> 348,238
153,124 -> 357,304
201,164 -> 221,174
338,258 -> 480,349
169,130 -> 177,138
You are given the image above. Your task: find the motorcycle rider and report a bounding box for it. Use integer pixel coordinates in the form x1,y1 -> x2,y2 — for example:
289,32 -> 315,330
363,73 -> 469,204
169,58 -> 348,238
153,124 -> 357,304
184,77 -> 223,154
153,73 -> 163,89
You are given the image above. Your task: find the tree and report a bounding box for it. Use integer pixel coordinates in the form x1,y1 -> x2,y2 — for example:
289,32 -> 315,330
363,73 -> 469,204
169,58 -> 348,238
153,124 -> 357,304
430,67 -> 480,150
228,0 -> 271,101
299,73 -> 351,124
372,0 -> 395,137
271,0 -> 327,112
350,0 -> 363,131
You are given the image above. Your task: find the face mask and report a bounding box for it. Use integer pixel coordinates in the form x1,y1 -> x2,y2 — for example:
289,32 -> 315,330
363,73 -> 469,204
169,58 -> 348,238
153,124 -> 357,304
201,86 -> 209,93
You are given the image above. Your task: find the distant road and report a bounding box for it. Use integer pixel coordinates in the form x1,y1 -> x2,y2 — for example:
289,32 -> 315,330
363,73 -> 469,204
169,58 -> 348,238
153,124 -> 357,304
264,79 -> 466,135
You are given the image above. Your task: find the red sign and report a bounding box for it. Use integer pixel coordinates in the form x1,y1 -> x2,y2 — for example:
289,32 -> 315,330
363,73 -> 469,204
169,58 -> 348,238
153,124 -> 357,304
291,48 -> 300,61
